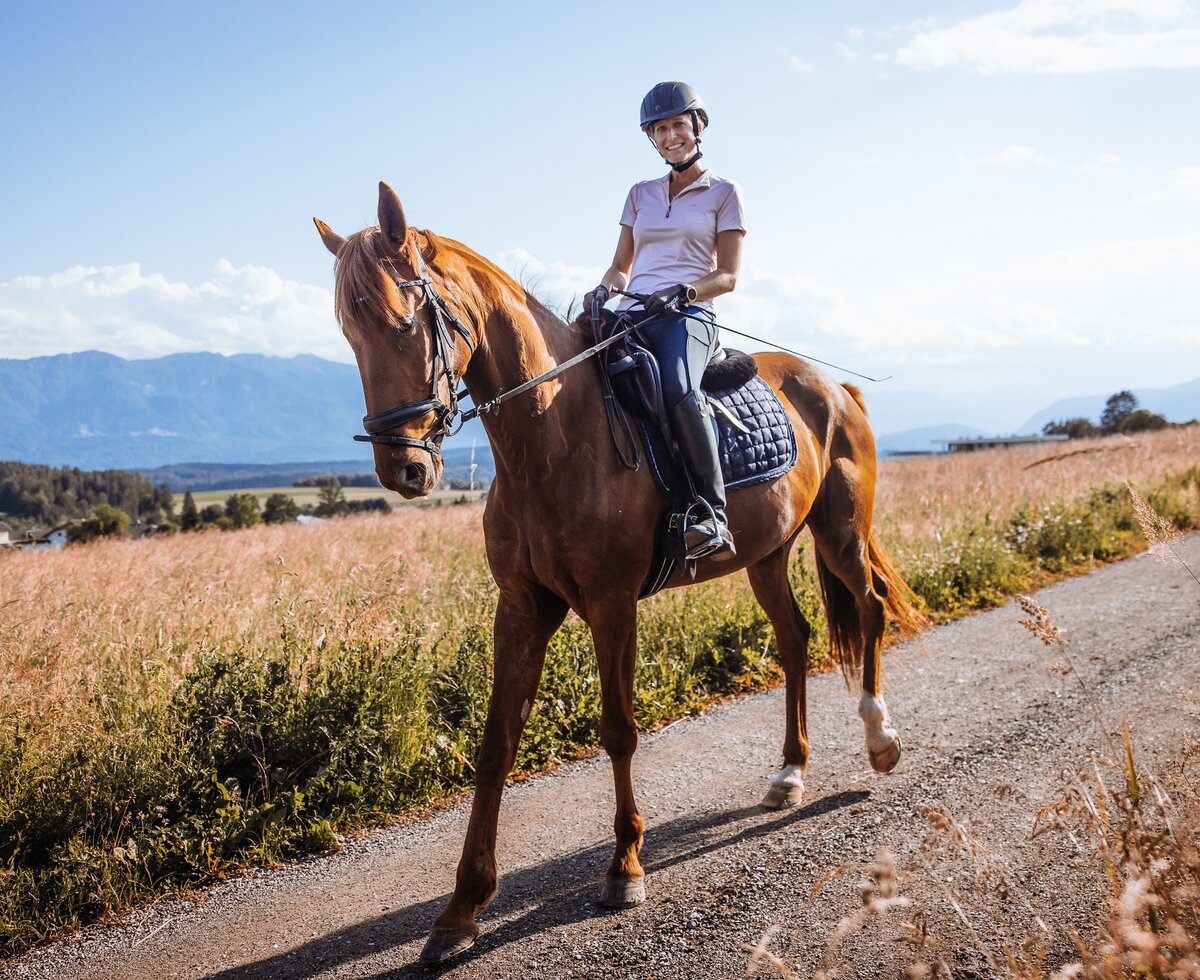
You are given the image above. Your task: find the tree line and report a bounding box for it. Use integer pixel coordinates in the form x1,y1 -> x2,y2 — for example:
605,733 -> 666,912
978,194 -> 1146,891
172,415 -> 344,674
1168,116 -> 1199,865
0,461 -> 174,529
0,461 -> 393,544
176,484 -> 389,532
1042,391 -> 1186,439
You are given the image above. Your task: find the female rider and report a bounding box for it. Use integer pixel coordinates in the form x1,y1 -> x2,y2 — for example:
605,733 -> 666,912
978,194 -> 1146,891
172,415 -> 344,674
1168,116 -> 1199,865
586,81 -> 746,560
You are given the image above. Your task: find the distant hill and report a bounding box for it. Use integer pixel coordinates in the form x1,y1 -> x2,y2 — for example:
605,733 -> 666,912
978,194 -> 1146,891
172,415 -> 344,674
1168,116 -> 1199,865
0,351 -> 374,469
3,350 -> 1195,472
1018,377 -> 1200,434
875,423 -> 990,456
856,388 -> 1010,437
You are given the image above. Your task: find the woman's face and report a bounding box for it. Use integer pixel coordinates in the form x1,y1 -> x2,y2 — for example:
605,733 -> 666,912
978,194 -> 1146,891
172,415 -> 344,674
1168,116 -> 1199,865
649,113 -> 701,166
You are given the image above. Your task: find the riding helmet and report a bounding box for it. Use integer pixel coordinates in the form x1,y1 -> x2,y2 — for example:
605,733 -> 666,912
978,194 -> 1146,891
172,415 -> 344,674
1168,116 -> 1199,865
639,81 -> 708,132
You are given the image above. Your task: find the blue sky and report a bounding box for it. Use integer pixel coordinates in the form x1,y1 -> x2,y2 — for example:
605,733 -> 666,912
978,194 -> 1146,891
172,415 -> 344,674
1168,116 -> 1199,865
2,0 -> 1198,433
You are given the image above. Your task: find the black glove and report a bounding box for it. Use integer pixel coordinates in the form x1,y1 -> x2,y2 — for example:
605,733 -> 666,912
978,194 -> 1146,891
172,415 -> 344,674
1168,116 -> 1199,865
583,284 -> 610,314
644,283 -> 696,315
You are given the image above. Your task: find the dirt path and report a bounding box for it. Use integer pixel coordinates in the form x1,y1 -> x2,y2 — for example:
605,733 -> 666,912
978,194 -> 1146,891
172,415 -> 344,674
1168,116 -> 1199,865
7,535 -> 1200,980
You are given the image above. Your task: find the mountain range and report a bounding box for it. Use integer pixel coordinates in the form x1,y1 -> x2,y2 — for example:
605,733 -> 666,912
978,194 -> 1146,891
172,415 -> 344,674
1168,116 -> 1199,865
1,351 -> 1196,472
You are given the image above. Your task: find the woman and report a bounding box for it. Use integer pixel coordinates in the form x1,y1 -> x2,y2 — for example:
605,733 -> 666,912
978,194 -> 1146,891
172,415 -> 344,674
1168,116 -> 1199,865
587,81 -> 746,560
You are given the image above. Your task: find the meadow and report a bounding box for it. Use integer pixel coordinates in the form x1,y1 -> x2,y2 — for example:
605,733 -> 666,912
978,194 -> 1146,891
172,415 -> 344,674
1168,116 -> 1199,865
1,426 -> 1198,957
187,485 -> 488,510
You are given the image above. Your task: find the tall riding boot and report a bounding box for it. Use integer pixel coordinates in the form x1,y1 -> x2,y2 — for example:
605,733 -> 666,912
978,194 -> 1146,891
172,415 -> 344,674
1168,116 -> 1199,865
668,395 -> 736,561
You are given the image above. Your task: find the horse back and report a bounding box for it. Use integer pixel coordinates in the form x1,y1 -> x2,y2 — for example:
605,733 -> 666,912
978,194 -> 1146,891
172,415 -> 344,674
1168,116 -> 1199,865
751,352 -> 876,467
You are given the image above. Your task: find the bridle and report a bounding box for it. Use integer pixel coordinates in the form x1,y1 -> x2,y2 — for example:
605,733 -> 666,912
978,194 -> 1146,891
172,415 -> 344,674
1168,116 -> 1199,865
352,234 -> 477,457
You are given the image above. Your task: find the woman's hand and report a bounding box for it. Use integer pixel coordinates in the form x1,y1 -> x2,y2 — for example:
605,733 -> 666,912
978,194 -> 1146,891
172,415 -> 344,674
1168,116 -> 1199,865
583,284 -> 610,311
644,283 -> 696,314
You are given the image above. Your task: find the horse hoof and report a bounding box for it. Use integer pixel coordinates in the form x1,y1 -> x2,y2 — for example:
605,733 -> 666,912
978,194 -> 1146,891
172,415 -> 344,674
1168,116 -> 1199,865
761,765 -> 805,809
869,735 -> 902,774
419,927 -> 478,965
599,876 -> 646,909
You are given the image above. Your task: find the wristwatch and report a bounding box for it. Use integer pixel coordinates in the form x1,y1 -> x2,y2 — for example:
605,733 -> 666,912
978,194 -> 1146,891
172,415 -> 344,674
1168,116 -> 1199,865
680,284 -> 698,304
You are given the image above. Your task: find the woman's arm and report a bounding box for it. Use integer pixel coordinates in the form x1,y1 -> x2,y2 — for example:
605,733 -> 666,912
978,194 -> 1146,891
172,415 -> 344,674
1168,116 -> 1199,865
688,229 -> 742,303
599,225 -> 635,292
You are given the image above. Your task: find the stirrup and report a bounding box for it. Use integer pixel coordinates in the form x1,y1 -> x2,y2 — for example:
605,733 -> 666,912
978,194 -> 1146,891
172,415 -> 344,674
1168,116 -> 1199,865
682,499 -> 735,560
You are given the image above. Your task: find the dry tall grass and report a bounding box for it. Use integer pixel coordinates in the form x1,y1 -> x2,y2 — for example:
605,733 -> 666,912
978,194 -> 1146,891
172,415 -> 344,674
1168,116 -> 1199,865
876,427 -> 1199,551
1,507 -> 489,729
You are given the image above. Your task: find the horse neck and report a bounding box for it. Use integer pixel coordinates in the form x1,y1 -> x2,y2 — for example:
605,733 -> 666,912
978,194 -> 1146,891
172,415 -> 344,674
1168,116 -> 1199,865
447,253 -> 594,474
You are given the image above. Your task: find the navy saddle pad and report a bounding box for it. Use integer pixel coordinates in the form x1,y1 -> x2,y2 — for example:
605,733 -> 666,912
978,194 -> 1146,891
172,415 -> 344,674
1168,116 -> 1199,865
638,376 -> 798,497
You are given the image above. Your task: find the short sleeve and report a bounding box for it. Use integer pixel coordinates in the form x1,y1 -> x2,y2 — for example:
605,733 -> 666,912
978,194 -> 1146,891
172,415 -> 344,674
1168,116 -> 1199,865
619,185 -> 638,227
716,181 -> 746,235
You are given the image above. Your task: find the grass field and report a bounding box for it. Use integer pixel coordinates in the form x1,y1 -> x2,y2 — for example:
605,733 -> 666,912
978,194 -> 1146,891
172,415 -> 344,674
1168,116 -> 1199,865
1,426 -> 1197,956
188,486 -> 488,509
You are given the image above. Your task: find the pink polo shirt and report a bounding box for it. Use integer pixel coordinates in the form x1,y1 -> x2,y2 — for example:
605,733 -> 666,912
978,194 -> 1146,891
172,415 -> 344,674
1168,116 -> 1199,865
618,169 -> 746,312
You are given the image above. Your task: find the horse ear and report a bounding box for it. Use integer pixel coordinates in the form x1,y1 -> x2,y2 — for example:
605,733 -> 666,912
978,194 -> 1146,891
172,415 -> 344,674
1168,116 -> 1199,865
313,218 -> 346,257
377,181 -> 409,252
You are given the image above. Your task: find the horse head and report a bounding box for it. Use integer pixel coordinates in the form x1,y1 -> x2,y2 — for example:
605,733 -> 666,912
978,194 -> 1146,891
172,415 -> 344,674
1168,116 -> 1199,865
314,183 -> 477,498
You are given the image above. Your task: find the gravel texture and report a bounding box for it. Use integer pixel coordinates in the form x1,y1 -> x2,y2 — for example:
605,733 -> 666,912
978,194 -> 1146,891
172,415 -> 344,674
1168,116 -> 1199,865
5,534 -> 1199,979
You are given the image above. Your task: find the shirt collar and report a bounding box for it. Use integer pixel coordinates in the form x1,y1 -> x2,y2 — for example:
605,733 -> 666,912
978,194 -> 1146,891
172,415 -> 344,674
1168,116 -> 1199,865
660,168 -> 712,194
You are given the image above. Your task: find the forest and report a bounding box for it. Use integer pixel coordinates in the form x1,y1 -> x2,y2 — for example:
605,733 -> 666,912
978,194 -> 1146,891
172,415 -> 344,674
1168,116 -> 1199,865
0,461 -> 173,529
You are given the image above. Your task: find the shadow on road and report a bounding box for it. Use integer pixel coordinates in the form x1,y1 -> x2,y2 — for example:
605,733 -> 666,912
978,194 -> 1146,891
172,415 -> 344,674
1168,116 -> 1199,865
201,789 -> 868,980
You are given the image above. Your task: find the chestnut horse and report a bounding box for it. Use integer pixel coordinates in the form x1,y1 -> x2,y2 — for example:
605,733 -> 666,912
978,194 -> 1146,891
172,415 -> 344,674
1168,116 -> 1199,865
314,183 -> 922,964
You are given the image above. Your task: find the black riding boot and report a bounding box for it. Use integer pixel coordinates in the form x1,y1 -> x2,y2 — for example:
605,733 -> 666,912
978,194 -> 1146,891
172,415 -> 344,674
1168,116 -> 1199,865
668,394 -> 736,561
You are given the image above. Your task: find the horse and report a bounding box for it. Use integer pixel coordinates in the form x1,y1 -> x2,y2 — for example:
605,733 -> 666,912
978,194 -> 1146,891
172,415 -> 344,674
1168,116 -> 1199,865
313,182 -> 924,964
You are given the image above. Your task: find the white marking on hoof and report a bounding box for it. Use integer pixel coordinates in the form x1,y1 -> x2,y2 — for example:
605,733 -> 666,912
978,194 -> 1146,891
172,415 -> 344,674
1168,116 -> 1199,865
761,764 -> 805,809
859,693 -> 902,773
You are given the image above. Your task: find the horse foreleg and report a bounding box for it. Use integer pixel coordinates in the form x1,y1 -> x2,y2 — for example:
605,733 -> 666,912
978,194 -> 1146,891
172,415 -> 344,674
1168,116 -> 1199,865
589,601 -> 646,909
747,544 -> 811,809
420,584 -> 568,965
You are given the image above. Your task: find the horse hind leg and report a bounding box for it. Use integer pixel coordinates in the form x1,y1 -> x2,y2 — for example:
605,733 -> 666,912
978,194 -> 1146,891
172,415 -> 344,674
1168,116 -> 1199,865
747,543 -> 811,809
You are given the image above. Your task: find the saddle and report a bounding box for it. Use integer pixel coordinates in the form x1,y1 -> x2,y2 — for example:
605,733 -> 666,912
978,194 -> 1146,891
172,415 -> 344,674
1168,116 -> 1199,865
590,311 -> 798,598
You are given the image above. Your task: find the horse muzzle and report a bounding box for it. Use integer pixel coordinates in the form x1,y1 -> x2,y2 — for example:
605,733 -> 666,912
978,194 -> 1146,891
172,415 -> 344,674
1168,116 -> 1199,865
378,450 -> 440,499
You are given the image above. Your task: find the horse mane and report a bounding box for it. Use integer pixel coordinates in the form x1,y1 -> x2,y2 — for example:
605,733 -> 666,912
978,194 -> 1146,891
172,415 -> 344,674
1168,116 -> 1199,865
334,225 -> 570,341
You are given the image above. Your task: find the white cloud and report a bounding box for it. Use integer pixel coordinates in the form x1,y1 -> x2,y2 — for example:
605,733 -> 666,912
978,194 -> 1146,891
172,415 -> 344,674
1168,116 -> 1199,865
496,247 -> 603,314
896,0 -> 1200,74
788,54 -> 813,72
0,261 -> 342,362
980,144 -> 1053,166
1140,165 -> 1200,201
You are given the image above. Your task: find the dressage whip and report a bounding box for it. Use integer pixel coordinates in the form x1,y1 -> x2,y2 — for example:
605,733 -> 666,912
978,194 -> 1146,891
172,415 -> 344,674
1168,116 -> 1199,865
457,290 -> 889,427
610,289 -> 892,383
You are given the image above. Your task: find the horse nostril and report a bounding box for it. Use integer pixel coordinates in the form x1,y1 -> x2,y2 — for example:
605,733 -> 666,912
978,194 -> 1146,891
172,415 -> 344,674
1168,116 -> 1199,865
402,463 -> 426,487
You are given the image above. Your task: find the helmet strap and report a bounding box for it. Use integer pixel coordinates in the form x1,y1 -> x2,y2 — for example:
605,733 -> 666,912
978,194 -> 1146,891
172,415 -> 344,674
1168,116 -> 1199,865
670,148 -> 703,173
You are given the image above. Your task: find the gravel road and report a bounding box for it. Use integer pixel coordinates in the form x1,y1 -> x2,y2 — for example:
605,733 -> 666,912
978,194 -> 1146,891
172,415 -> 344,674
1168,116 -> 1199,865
6,534 -> 1199,980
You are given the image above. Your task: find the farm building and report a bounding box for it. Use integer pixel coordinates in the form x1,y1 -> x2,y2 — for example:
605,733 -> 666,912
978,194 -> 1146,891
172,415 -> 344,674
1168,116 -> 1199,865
0,522 -> 75,552
942,434 -> 1069,452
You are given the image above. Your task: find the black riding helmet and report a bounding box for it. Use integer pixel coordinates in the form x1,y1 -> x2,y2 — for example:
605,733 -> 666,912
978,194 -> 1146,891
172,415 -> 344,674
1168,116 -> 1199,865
639,81 -> 707,173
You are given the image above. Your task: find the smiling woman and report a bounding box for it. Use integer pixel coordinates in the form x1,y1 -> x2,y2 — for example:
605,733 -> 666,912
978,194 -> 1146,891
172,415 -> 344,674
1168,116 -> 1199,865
586,80 -> 747,560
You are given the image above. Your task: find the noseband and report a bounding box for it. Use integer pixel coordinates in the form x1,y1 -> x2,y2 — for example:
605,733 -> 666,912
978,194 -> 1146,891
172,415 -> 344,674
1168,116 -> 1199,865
353,236 -> 477,457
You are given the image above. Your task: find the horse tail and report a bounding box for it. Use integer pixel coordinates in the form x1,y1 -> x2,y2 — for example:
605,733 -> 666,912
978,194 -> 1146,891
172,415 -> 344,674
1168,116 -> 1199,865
841,382 -> 867,416
815,531 -> 926,686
